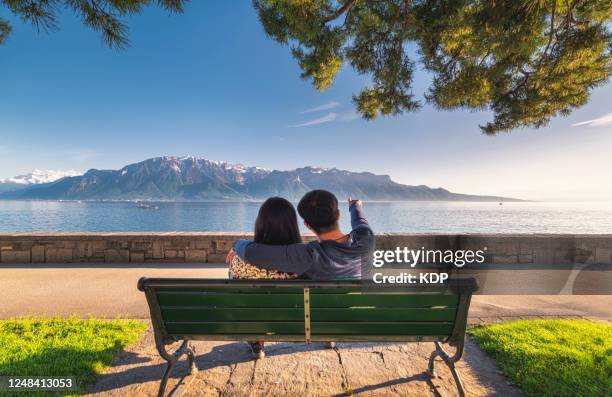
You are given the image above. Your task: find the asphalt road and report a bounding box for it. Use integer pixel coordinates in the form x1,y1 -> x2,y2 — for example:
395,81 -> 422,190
1,263 -> 610,320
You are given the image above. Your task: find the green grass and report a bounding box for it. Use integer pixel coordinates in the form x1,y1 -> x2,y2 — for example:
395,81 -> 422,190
0,317 -> 146,396
469,319 -> 612,397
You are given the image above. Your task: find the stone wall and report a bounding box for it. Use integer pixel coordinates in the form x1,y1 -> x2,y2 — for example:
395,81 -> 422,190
0,233 -> 611,264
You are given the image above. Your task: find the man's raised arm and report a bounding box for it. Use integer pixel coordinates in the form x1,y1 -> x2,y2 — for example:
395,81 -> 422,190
349,198 -> 370,230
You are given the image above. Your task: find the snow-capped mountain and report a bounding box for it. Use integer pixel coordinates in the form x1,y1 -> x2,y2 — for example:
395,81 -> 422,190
0,156 -> 519,201
1,169 -> 82,185
0,169 -> 82,193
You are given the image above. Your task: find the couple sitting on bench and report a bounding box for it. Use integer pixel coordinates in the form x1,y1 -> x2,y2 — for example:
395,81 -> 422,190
226,189 -> 375,358
140,190 -> 476,396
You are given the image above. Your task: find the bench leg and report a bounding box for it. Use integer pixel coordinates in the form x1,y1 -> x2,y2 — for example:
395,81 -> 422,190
158,361 -> 175,397
156,340 -> 198,397
428,341 -> 465,397
186,345 -> 198,375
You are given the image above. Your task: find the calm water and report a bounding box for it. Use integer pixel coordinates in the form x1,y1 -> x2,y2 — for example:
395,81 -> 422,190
0,201 -> 611,233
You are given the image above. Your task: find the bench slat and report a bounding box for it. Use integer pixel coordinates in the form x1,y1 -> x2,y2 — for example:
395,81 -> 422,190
165,321 -> 304,335
164,321 -> 453,337
311,322 -> 454,335
156,292 -> 458,309
161,307 -> 304,322
157,287 -> 449,294
155,286 -> 457,295
160,334 -> 448,342
156,287 -> 304,294
311,307 -> 456,322
159,307 -> 457,322
156,287 -> 374,294
157,292 -> 304,308
311,294 -> 458,308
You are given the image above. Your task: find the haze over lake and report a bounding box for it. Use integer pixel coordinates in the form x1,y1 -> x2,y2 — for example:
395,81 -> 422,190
1,201 -> 610,234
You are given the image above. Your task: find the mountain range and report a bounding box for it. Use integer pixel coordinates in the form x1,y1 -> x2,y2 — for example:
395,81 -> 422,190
0,169 -> 82,194
0,156 -> 520,201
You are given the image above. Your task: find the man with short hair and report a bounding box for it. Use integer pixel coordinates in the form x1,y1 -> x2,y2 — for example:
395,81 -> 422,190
228,190 -> 374,280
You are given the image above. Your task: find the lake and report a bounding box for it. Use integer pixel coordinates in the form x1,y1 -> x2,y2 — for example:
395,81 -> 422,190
0,200 -> 611,233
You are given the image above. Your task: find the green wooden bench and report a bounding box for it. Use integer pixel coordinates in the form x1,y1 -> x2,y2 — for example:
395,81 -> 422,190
138,277 -> 478,397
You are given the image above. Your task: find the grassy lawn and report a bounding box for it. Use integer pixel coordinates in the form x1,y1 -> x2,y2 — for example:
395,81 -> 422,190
470,319 -> 611,397
0,317 -> 146,396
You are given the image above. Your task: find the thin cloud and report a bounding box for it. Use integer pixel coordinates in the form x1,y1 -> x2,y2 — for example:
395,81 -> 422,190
291,111 -> 362,128
571,112 -> 612,127
302,101 -> 340,113
292,112 -> 338,127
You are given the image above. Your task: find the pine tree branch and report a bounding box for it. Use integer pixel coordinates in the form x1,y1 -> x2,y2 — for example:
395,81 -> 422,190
402,0 -> 409,34
321,0 -> 357,24
501,0 -> 559,102
0,18 -> 11,44
3,0 -> 59,32
157,0 -> 186,13
542,0 -> 556,58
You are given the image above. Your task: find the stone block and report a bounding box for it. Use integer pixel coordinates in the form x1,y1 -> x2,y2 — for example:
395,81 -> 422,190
130,252 -> 145,263
104,249 -> 129,262
93,241 -> 107,256
10,242 -> 29,251
46,248 -> 73,263
595,248 -> 612,264
62,241 -> 76,249
107,240 -> 123,249
194,240 -> 212,250
554,250 -> 574,264
492,255 -> 518,264
185,250 -> 207,263
131,241 -> 151,251
519,244 -> 534,254
76,241 -> 95,259
213,239 -> 234,253
31,245 -> 46,262
152,241 -> 164,259
573,248 -> 593,263
165,250 -> 178,259
165,240 -> 189,249
488,241 -> 520,256
1,250 -> 31,263
533,249 -> 555,264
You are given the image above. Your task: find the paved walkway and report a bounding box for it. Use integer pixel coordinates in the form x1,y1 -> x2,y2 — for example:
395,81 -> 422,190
1,263 -> 611,321
87,327 -> 523,397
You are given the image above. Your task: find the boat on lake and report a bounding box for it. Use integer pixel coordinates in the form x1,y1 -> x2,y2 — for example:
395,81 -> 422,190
137,203 -> 159,210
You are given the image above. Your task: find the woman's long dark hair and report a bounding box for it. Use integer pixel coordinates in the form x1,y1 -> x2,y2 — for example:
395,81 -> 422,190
254,197 -> 302,245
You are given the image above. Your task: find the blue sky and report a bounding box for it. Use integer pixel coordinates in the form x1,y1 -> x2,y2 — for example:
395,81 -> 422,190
1,2 -> 611,201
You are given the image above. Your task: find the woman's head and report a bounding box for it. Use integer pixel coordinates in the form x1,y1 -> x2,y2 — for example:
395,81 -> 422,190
254,197 -> 302,245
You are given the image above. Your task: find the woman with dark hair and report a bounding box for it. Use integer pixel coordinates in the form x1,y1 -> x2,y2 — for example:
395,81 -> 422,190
228,197 -> 302,358
229,196 -> 302,279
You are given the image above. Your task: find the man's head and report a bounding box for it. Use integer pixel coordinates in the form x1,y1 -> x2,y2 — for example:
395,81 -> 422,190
297,190 -> 340,235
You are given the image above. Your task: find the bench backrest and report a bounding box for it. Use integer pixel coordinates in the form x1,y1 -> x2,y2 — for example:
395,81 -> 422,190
138,278 -> 478,345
